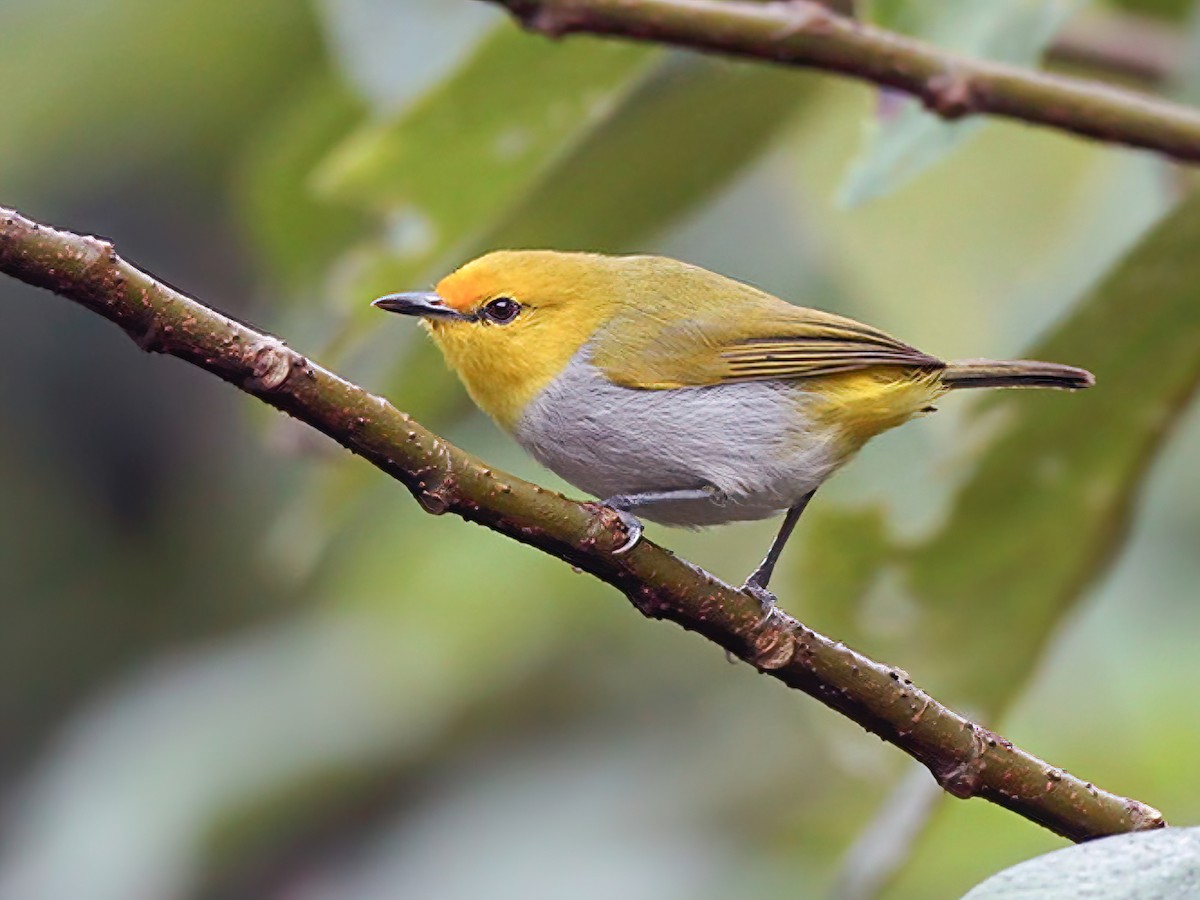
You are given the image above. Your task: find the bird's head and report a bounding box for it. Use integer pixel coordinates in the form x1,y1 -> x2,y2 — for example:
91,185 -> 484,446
373,250 -> 625,429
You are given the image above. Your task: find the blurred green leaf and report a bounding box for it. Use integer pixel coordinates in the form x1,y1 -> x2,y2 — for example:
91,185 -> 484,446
800,507 -> 895,631
314,0 -> 500,114
237,75 -> 372,288
868,0 -> 938,33
841,1 -> 1078,207
1108,0 -> 1195,19
313,26 -> 656,314
962,827 -> 1200,899
0,0 -> 321,196
314,30 -> 651,212
1169,5 -> 1200,107
480,57 -> 814,252
907,189 -> 1200,706
802,190 -> 1200,710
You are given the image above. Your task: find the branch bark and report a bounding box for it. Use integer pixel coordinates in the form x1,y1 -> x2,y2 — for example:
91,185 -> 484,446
0,206 -> 1166,843
482,0 -> 1200,163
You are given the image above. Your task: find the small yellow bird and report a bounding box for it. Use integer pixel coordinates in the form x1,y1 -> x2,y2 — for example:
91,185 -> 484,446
374,251 -> 1093,608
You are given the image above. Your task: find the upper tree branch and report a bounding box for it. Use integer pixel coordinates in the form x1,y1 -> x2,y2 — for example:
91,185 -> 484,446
0,206 -> 1165,842
483,0 -> 1200,163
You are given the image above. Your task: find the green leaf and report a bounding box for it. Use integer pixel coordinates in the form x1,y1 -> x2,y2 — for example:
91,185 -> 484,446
1108,0 -> 1194,19
477,58 -> 815,252
313,26 -> 657,310
314,0 -> 499,113
237,75 -> 372,288
0,0 -> 322,196
962,827 -> 1200,899
868,0 -> 938,33
841,1 -> 1079,206
906,190 -> 1200,707
794,505 -> 896,641
801,190 -> 1200,710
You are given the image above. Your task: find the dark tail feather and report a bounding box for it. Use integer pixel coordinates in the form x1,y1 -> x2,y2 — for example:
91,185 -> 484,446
942,359 -> 1095,390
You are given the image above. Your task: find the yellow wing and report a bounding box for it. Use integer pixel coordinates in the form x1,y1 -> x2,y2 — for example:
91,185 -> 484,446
592,276 -> 943,390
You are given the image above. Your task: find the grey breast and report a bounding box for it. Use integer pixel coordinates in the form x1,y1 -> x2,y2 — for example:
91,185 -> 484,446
513,349 -> 839,526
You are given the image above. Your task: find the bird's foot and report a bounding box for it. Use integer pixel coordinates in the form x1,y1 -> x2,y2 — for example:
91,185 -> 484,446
610,507 -> 644,554
740,579 -> 779,626
593,500 -> 644,555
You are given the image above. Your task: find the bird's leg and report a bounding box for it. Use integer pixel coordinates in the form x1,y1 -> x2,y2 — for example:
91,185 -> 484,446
601,485 -> 723,555
741,489 -> 817,616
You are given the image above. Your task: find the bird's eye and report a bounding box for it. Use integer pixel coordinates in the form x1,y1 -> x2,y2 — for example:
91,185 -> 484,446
482,296 -> 520,324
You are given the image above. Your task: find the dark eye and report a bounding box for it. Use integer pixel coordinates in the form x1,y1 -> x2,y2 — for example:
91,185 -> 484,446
482,296 -> 520,324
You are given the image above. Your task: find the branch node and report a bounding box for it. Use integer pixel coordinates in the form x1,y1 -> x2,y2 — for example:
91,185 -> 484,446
415,441 -> 456,515
507,2 -> 582,38
1126,799 -> 1167,830
582,501 -> 636,555
769,0 -> 836,39
244,339 -> 297,392
753,625 -> 797,670
910,692 -> 932,725
531,9 -> 570,37
417,487 -> 451,515
924,68 -> 978,120
931,723 -> 988,799
134,319 -> 163,353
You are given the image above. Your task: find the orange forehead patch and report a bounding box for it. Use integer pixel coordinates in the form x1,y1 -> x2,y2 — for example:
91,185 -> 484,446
435,267 -> 489,312
436,253 -> 521,312
435,249 -> 613,312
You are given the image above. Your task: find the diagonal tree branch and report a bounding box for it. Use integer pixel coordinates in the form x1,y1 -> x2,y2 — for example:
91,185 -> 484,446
0,205 -> 1166,843
481,0 -> 1200,163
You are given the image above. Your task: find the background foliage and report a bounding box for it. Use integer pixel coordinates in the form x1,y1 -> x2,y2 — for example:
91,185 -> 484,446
0,1 -> 1197,898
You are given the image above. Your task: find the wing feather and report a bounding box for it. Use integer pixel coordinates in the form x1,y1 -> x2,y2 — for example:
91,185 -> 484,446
720,337 -> 941,381
592,272 -> 944,389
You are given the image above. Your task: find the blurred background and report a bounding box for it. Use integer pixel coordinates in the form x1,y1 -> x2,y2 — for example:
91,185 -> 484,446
0,1 -> 1197,897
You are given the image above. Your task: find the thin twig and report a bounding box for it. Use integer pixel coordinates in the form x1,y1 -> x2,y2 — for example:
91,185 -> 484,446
0,206 -> 1166,842
483,0 -> 1200,162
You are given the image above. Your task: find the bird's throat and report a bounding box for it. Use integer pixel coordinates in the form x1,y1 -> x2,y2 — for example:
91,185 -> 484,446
424,321 -> 579,431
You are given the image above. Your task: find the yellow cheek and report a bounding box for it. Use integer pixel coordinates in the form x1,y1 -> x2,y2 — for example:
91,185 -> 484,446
417,289 -> 622,430
426,315 -> 600,431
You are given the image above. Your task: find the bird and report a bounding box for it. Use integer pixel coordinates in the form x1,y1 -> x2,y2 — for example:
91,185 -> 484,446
373,250 -> 1093,610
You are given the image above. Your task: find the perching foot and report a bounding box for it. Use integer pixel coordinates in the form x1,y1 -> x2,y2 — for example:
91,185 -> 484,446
606,505 -> 644,555
741,578 -> 779,625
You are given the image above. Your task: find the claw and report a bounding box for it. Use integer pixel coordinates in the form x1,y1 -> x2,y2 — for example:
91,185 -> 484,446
741,580 -> 779,626
611,508 -> 644,555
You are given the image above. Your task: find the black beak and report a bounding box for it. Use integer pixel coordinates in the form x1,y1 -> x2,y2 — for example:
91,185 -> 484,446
372,292 -> 466,320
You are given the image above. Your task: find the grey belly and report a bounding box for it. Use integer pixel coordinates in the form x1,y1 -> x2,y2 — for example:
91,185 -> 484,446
513,354 -> 840,526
